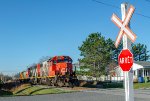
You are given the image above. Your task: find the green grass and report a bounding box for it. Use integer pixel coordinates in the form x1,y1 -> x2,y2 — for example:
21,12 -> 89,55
31,88 -> 70,95
101,82 -> 150,89
13,85 -> 71,96
134,82 -> 150,89
82,82 -> 150,89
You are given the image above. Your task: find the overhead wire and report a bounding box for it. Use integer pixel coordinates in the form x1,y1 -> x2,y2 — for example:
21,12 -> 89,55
92,0 -> 120,9
92,0 -> 150,19
135,12 -> 150,19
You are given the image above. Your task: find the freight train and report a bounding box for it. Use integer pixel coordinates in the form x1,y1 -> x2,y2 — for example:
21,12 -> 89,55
19,56 -> 79,87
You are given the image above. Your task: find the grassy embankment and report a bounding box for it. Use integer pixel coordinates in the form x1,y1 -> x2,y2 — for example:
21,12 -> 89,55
0,84 -> 72,96
1,82 -> 150,96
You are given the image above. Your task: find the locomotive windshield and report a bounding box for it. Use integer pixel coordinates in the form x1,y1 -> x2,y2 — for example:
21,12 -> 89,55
64,59 -> 72,63
57,59 -> 72,63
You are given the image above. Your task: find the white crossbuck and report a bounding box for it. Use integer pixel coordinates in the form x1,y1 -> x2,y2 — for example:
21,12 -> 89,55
111,5 -> 136,48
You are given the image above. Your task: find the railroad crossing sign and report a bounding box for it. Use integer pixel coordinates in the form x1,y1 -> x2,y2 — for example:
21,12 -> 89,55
118,49 -> 133,71
111,3 -> 136,101
111,5 -> 137,48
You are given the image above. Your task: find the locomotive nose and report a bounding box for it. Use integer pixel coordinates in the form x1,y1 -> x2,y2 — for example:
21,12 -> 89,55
67,63 -> 71,67
66,63 -> 72,73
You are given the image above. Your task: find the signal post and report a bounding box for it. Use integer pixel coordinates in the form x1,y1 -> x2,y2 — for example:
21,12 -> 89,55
111,3 -> 137,101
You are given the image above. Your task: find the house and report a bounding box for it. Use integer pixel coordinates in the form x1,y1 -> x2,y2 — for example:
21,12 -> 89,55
111,61 -> 150,82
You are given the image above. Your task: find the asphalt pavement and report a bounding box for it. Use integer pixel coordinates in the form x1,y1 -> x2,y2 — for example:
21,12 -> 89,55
0,89 -> 150,101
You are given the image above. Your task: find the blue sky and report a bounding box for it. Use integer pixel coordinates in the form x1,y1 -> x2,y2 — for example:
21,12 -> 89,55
0,0 -> 150,74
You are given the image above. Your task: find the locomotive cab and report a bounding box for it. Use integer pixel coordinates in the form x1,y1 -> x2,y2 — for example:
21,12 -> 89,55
48,56 -> 73,76
55,56 -> 73,76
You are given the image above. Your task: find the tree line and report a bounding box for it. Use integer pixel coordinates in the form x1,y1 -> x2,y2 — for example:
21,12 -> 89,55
0,73 -> 12,84
78,32 -> 150,77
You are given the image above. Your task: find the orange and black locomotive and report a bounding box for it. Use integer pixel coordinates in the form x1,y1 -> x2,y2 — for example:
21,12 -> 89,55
20,56 -> 78,87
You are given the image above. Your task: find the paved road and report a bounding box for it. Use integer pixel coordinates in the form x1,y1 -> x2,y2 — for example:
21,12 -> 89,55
0,89 -> 150,101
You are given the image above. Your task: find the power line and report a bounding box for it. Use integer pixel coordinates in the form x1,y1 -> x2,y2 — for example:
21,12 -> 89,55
135,12 -> 150,19
92,0 -> 120,9
92,0 -> 150,19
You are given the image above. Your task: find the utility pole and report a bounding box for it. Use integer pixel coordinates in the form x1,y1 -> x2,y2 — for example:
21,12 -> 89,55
121,3 -> 134,101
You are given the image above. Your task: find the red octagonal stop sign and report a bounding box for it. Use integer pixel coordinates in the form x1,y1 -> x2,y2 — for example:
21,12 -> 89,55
118,49 -> 133,72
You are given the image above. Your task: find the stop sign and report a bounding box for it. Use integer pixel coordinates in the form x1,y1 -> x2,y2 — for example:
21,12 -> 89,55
118,49 -> 133,71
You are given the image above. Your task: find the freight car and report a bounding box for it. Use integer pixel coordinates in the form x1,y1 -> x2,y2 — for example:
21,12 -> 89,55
19,56 -> 79,87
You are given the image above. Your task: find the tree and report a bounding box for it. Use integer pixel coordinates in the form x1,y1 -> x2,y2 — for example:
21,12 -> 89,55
132,43 -> 150,61
111,42 -> 123,62
112,42 -> 150,62
0,73 -> 12,83
78,33 -> 113,77
78,32 -> 150,78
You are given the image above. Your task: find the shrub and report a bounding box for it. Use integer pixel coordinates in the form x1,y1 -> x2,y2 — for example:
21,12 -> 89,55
103,82 -> 123,88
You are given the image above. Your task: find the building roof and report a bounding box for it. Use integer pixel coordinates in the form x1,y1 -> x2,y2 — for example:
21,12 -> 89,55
134,61 -> 150,67
113,61 -> 150,71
